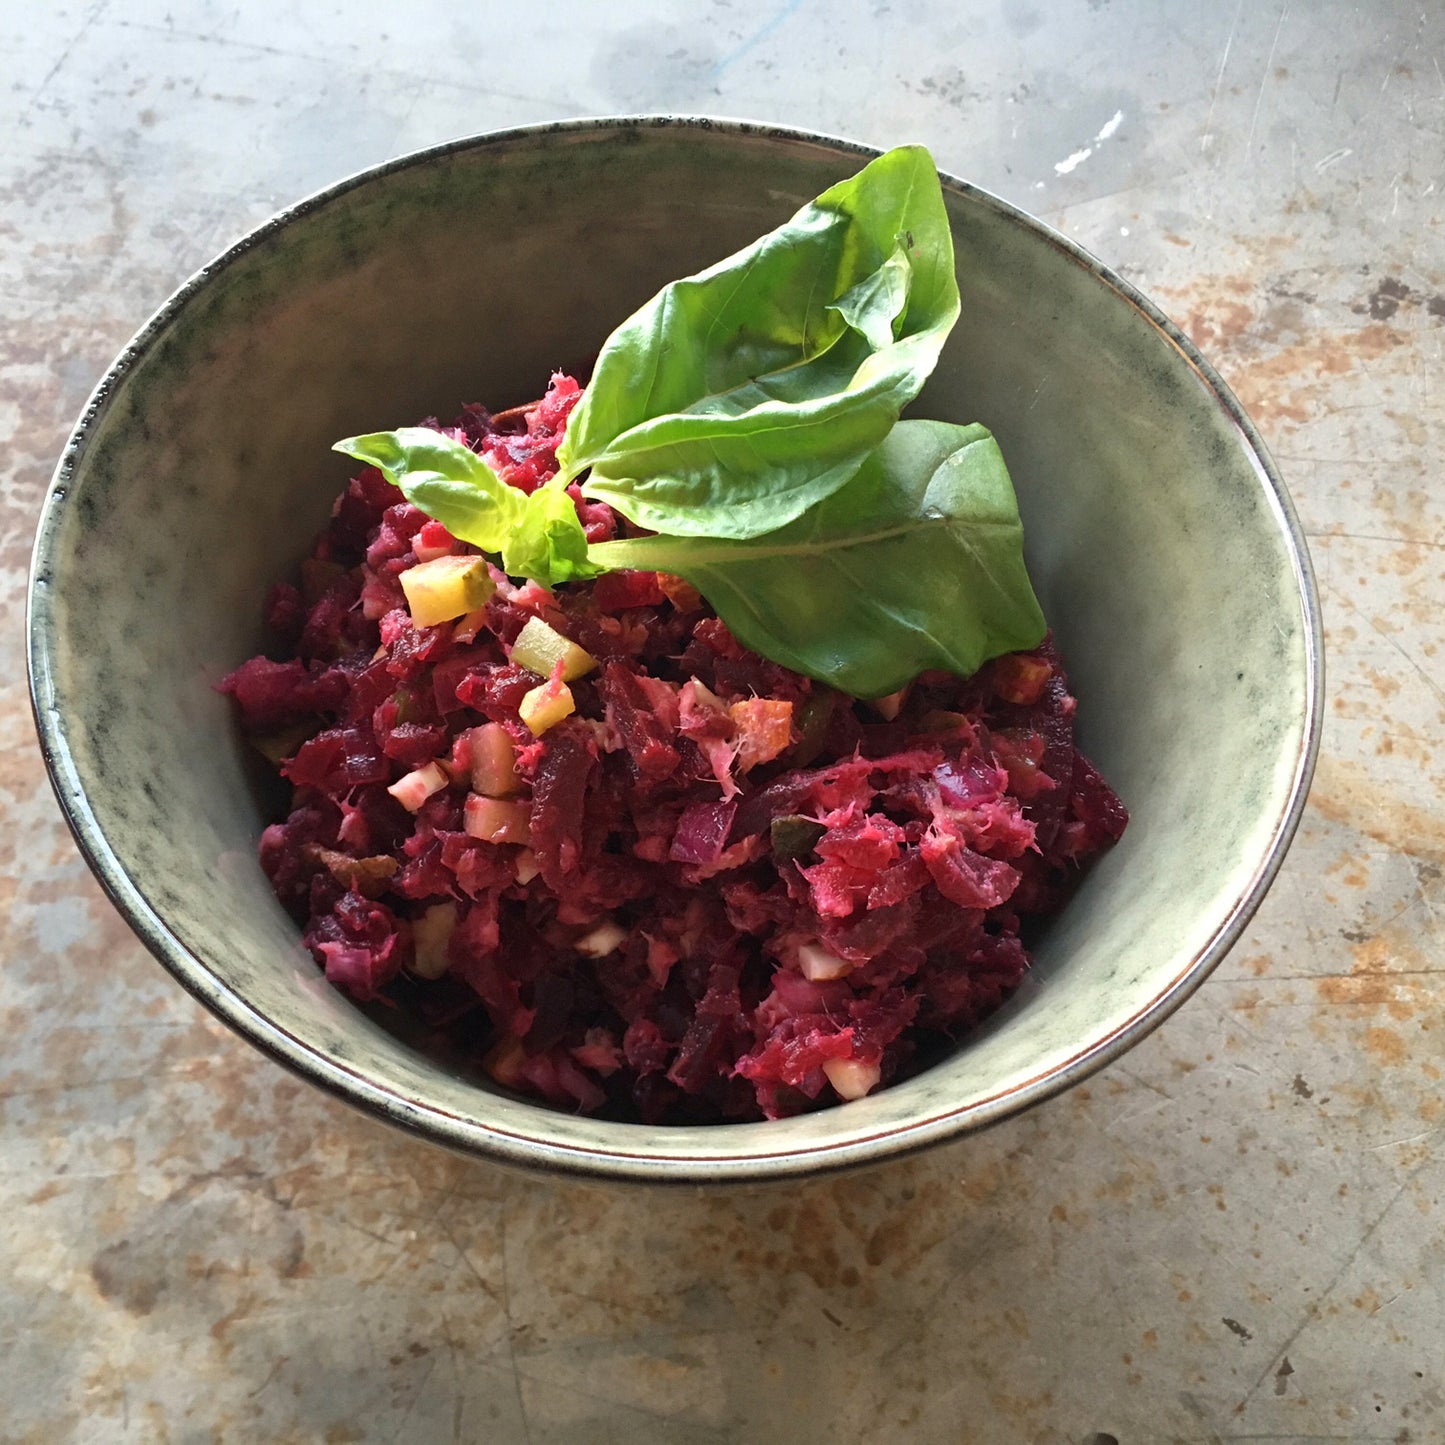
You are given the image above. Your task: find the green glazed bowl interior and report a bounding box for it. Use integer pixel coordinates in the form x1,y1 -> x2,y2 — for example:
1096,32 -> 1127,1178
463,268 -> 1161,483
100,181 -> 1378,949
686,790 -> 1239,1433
28,119 -> 1321,1182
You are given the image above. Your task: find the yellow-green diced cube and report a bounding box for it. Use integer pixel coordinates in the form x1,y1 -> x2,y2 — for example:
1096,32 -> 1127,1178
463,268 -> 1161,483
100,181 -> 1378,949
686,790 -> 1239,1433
400,555 -> 495,628
511,615 -> 596,681
463,794 -> 532,845
519,679 -> 575,736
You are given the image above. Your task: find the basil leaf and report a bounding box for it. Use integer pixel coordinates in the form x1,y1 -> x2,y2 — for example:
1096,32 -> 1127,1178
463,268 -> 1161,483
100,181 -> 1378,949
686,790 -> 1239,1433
334,429 -> 522,552
333,429 -> 595,586
555,145 -> 959,540
504,485 -> 603,585
587,421 -> 1046,698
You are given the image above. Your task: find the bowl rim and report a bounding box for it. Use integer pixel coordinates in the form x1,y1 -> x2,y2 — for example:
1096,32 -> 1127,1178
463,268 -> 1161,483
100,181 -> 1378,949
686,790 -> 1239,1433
27,114 -> 1324,1183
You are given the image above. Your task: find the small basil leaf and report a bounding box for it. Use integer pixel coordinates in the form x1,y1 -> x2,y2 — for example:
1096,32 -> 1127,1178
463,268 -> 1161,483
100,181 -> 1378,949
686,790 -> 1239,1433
334,429 -> 594,588
334,429 -> 522,552
830,238 -> 913,350
588,420 -> 1046,698
556,145 -> 959,540
503,485 -> 603,585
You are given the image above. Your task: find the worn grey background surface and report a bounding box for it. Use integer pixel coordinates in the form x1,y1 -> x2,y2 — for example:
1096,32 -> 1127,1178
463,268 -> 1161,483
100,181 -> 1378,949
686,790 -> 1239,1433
3,2 -> 1442,1442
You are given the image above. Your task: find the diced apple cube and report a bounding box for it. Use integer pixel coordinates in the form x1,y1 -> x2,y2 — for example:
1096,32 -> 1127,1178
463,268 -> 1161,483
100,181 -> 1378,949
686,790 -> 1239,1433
399,554 -> 495,627
513,849 -> 541,884
484,1034 -> 528,1090
463,794 -> 532,846
576,921 -> 628,958
519,678 -> 575,736
463,722 -> 521,796
510,615 -> 597,681
823,1057 -> 881,1101
411,901 -> 457,979
797,942 -> 853,981
387,760 -> 450,812
867,686 -> 910,721
728,698 -> 793,771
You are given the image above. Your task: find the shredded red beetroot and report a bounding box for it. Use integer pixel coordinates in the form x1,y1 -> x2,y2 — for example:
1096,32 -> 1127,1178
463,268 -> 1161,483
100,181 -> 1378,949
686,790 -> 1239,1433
222,373 -> 1127,1123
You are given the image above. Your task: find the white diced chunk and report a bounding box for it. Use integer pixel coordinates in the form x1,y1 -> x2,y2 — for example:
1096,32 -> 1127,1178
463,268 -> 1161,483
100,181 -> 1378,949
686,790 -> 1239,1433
823,1057 -> 882,1101
576,922 -> 628,958
387,761 -> 449,813
797,942 -> 853,981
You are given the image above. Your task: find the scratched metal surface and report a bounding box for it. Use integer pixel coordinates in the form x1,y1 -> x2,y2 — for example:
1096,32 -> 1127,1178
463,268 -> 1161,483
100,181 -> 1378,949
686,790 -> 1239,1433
2,2 -> 1441,1441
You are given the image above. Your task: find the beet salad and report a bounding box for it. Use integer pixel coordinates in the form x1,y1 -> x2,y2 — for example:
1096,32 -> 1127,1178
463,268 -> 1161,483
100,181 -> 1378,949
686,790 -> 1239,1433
222,376 -> 1126,1123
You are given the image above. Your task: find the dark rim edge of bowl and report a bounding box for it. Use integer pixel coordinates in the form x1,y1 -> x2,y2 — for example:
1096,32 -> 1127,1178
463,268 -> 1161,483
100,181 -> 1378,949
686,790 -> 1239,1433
26,114 -> 1325,1184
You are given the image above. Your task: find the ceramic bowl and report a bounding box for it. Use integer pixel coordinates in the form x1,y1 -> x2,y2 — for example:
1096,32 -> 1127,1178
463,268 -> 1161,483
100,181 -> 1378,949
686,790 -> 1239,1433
28,119 -> 1322,1182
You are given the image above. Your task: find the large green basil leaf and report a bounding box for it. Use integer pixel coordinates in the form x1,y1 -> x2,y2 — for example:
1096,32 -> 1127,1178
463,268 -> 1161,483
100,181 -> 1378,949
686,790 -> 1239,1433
554,145 -> 960,540
334,429 -> 597,586
587,421 -> 1046,698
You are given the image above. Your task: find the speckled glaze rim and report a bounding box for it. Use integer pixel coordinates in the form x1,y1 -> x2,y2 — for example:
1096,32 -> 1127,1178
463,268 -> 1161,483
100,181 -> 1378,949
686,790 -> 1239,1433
28,116 -> 1324,1184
